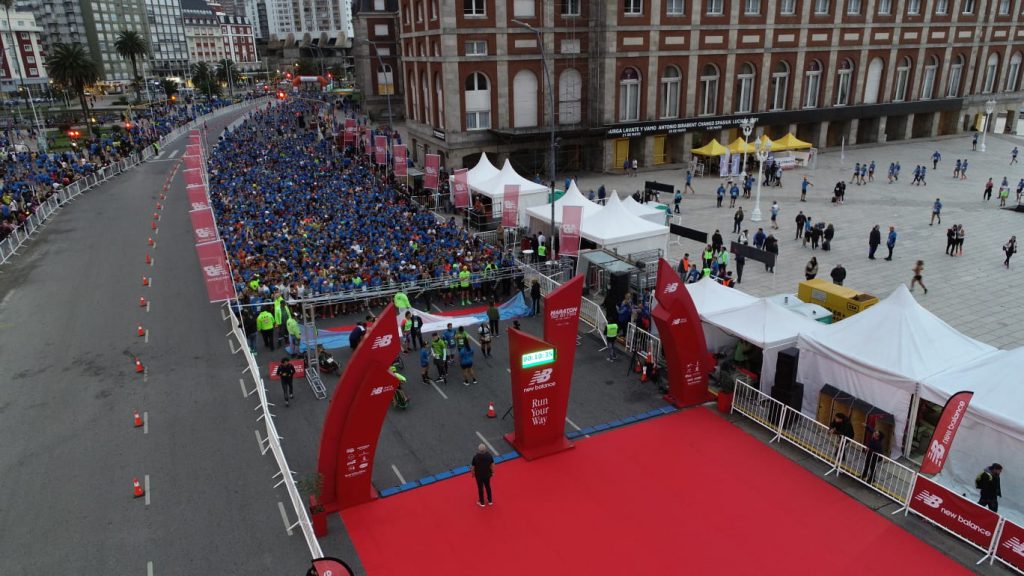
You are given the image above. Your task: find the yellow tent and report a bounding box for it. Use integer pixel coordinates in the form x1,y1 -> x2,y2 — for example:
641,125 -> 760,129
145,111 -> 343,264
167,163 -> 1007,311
771,133 -> 813,151
692,139 -> 730,157
727,137 -> 756,154
758,134 -> 773,148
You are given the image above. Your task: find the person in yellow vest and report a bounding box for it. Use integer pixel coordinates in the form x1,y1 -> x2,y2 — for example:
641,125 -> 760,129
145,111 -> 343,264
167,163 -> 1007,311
273,294 -> 290,347
605,321 -> 619,361
537,242 -> 548,260
257,305 -> 275,351
459,266 -> 471,305
286,314 -> 302,357
248,275 -> 260,293
402,311 -> 414,353
394,291 -> 411,310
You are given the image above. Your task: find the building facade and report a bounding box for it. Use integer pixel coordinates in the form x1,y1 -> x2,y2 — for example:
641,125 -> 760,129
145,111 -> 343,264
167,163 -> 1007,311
353,0 -> 403,122
183,0 -> 227,64
399,0 -> 1024,173
0,10 -> 49,94
219,13 -> 260,70
144,0 -> 190,77
266,0 -> 354,46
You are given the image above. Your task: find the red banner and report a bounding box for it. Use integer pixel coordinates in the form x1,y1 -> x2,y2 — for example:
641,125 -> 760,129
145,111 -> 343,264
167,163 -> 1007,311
186,184 -> 210,211
560,205 -> 583,257
453,168 -> 470,209
920,390 -> 974,475
424,154 -> 440,190
194,241 -> 234,302
908,475 -> 999,550
652,259 -> 715,407
544,274 -> 583,389
343,118 -> 356,144
393,144 -> 407,177
268,361 -> 306,380
997,518 -> 1024,572
504,328 -> 574,461
184,168 -> 204,188
310,557 -> 355,576
317,304 -> 402,511
374,135 -> 387,165
188,208 -> 219,244
502,184 -> 519,228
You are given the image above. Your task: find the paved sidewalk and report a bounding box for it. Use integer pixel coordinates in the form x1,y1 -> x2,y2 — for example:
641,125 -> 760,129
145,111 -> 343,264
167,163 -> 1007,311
574,133 -> 1024,349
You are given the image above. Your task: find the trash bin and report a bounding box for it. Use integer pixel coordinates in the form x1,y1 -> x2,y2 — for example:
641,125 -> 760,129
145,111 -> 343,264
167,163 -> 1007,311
716,390 -> 734,413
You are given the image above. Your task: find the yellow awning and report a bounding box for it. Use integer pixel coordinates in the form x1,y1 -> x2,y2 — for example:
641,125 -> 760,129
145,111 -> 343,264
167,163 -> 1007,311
727,137 -> 756,154
771,133 -> 813,151
692,139 -> 730,157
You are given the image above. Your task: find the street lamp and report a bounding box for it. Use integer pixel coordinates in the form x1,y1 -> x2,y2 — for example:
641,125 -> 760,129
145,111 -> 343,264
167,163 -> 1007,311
512,19 -> 557,262
739,118 -> 755,177
750,139 -> 772,222
981,99 -> 996,153
357,39 -> 394,132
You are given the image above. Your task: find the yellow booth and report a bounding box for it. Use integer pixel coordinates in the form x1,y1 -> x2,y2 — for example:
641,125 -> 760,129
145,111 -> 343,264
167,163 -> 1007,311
797,279 -> 878,321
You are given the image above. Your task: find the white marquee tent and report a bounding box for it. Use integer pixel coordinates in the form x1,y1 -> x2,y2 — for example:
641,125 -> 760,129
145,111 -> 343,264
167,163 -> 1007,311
466,152 -> 500,189
470,159 -> 550,224
576,193 -> 669,255
621,194 -> 669,226
796,285 -> 995,458
684,277 -> 759,317
526,181 -> 604,229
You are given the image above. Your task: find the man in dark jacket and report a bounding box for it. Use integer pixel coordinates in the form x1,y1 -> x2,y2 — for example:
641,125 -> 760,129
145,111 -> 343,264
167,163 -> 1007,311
830,264 -> 847,286
470,444 -> 495,507
349,322 -> 366,349
795,211 -> 807,240
829,413 -> 854,439
711,229 -> 724,252
868,225 -> 881,260
860,427 -> 885,483
978,463 -> 1003,512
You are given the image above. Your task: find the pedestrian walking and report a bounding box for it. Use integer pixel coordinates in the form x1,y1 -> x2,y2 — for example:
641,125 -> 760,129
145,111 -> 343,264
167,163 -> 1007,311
885,226 -> 897,260
1004,236 -> 1018,268
868,224 -> 881,260
733,206 -> 744,233
953,158 -> 961,179
716,182 -> 725,207
734,252 -> 745,284
800,176 -> 813,201
471,444 -> 495,507
909,260 -> 928,294
685,170 -> 695,194
999,180 -> 1011,207
955,224 -> 966,256
605,321 -> 619,361
459,342 -> 477,386
631,158 -> 639,176
860,427 -> 885,484
930,198 -> 942,226
430,333 -> 448,383
830,263 -> 846,286
932,150 -> 941,170
984,177 -> 994,201
1017,179 -> 1024,204
765,234 -> 779,272
946,226 -> 956,255
257,306 -> 275,351
278,357 -> 295,407
486,301 -> 500,337
961,159 -> 969,179
770,201 -> 780,229
887,162 -> 896,183
804,257 -> 818,280
729,181 -> 740,208
972,132 -> 979,151
868,160 -> 876,182
242,308 -> 259,354
478,322 -> 493,358
850,162 -> 861,184
1012,146 -> 1019,164
919,165 -> 927,185
976,463 -> 1003,512
673,188 -> 682,214
529,279 -> 541,316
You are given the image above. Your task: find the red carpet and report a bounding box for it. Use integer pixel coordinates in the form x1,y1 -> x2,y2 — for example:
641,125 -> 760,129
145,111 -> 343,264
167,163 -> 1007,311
341,409 -> 968,575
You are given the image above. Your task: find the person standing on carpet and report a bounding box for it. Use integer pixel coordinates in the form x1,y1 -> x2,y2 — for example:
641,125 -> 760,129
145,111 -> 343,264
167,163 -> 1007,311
471,444 -> 495,507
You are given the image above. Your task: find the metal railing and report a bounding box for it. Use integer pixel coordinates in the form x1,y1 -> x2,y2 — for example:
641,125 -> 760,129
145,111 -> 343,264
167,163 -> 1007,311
519,260 -> 608,346
624,321 -> 662,364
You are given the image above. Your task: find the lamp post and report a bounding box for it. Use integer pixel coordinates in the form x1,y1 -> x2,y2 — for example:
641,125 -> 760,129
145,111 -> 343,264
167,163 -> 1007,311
739,118 -> 755,177
750,140 -> 772,222
981,99 -> 996,153
512,19 -> 556,262
358,39 -> 394,132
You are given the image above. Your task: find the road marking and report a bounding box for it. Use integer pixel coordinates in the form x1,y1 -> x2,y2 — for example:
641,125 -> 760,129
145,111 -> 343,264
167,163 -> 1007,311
239,378 -> 248,397
148,277 -> 154,288
144,475 -> 151,505
278,501 -> 293,535
565,417 -> 582,431
143,412 -> 148,434
144,329 -> 149,343
146,302 -> 151,313
147,560 -> 153,576
391,464 -> 407,484
167,149 -> 180,159
475,431 -> 499,455
430,380 -> 449,400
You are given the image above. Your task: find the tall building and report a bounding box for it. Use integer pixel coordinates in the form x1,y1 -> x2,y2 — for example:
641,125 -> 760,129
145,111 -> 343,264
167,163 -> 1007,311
78,0 -> 151,83
353,0 -> 403,121
0,9 -> 49,94
21,0 -> 87,52
144,0 -> 190,78
183,0 -> 227,64
266,0 -> 353,46
219,13 -> 259,70
399,0 -> 1024,173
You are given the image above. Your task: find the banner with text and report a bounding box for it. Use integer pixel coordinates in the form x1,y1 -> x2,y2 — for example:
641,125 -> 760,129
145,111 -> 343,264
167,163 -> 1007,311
453,168 -> 470,209
374,135 -> 387,165
424,154 -> 440,190
908,474 -> 999,551
344,118 -> 356,144
505,327 -> 574,460
188,208 -> 219,245
502,184 -> 519,228
393,144 -> 408,177
559,205 -> 583,257
997,517 -> 1024,572
186,185 -> 210,211
194,241 -> 234,302
652,259 -> 715,407
919,390 -> 974,476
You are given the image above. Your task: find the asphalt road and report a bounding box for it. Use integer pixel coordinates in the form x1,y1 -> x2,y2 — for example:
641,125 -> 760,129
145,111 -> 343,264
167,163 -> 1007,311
0,107 -> 342,575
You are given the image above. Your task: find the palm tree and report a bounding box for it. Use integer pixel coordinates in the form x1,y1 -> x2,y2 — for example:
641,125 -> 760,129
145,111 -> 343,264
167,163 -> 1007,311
46,43 -> 100,137
190,62 -> 220,100
215,59 -> 238,97
160,78 -> 179,102
114,30 -> 148,103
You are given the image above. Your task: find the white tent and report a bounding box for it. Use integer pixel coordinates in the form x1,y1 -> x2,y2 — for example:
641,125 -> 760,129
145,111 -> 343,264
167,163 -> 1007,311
621,194 -> 669,226
796,285 -> 995,458
526,181 -> 604,228
470,159 -> 550,224
576,193 -> 668,255
684,277 -> 759,317
466,152 -> 500,188
704,299 -> 824,392
919,348 -> 1024,523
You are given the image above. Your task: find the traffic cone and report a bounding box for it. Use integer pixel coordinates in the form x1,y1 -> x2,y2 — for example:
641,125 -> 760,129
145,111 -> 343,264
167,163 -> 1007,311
139,296 -> 147,307
156,202 -> 163,210
142,276 -> 149,286
159,193 -> 166,200
145,252 -> 151,265
133,477 -> 145,498
137,324 -> 145,337
151,221 -> 157,230
133,411 -> 143,427
152,212 -> 159,221
134,357 -> 144,373
486,401 -> 496,418
147,237 -> 154,247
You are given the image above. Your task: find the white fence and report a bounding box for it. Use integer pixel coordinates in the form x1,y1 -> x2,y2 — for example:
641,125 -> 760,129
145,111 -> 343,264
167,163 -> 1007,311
519,261 -> 607,345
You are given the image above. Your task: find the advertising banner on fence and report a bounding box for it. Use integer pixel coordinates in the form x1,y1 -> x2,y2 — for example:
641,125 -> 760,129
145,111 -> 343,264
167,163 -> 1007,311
652,259 -> 715,407
997,518 -> 1024,571
424,154 -> 440,190
453,169 -> 470,208
309,557 -> 355,576
393,144 -> 408,177
344,118 -> 356,144
317,305 -> 402,512
184,168 -> 204,188
374,135 -> 387,165
502,184 -> 519,228
908,474 -> 999,550
560,205 -> 583,257
194,241 -> 234,302
504,327 -> 574,460
188,208 -> 219,244
186,185 -> 210,211
919,390 -> 974,475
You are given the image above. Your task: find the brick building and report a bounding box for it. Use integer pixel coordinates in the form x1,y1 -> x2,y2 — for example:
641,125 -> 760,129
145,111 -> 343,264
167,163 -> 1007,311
0,10 -> 48,95
398,0 -> 1024,174
353,0 -> 403,123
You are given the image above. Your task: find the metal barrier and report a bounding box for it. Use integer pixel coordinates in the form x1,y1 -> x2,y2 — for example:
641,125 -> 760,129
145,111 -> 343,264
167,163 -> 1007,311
518,260 -> 608,347
624,322 -> 662,363
835,435 -> 918,505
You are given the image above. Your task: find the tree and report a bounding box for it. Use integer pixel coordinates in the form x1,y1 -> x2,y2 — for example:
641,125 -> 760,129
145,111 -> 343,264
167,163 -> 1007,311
160,79 -> 179,102
215,59 -> 239,97
114,30 -> 149,103
294,59 -> 320,76
190,62 -> 221,100
46,43 -> 100,137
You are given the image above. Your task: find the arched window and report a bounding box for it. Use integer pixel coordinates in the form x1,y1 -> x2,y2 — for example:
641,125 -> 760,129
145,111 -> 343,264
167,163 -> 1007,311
512,69 -> 539,128
619,67 -> 641,122
771,60 -> 789,111
803,60 -> 822,108
893,56 -> 911,101
921,55 -> 938,100
700,64 -> 719,116
736,63 -> 755,113
377,64 -> 394,96
983,52 -> 1000,93
434,72 -> 445,129
660,66 -> 681,118
464,72 -> 490,130
1006,52 -> 1022,92
863,57 -> 884,103
947,54 -> 964,97
833,59 -> 853,105
558,68 -> 583,124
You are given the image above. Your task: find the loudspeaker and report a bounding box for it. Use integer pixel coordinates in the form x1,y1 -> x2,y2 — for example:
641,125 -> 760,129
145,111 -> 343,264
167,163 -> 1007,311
775,347 -> 800,390
770,382 -> 804,429
605,271 -> 630,319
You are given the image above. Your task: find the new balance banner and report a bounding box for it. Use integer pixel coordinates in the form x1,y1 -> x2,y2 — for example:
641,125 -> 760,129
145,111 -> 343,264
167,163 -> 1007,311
424,154 -> 440,190
505,327 -> 574,461
194,241 -> 234,302
502,184 -> 519,228
186,184 -> 209,211
184,168 -> 203,188
997,518 -> 1024,572
908,475 -> 999,550
393,144 -> 408,177
268,361 -> 306,380
453,168 -> 470,208
188,208 -> 218,244
374,135 -> 387,165
344,118 -> 356,144
309,557 -> 355,576
560,205 -> 583,257
919,390 -> 974,476
317,304 -> 402,511
652,259 -> 714,407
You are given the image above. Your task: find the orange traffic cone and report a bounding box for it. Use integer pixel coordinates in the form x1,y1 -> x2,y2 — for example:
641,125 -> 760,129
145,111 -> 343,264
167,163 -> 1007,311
145,252 -> 151,265
151,221 -> 157,230
139,296 -> 147,307
156,202 -> 162,210
486,401 -> 496,418
133,477 -> 145,498
133,411 -> 143,427
152,212 -> 159,221
147,237 -> 154,247
134,357 -> 144,373
142,276 -> 149,286
137,324 -> 145,337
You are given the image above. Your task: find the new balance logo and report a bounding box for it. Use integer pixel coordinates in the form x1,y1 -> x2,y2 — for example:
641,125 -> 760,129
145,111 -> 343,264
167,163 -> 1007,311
915,490 -> 942,509
1004,537 -> 1024,557
528,368 -> 553,386
663,282 -> 679,294
371,335 -> 393,349
203,264 -> 227,277
370,386 -> 385,396
926,440 -> 946,464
